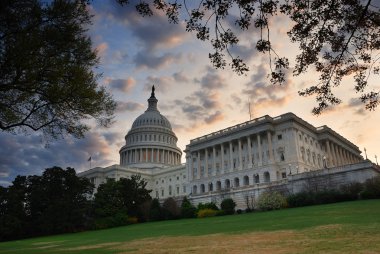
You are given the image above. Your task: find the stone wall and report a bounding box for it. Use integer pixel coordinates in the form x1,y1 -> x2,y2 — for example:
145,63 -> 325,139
189,160 -> 380,210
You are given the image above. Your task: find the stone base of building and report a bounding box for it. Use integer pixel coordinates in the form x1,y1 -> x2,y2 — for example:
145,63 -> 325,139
189,160 -> 380,210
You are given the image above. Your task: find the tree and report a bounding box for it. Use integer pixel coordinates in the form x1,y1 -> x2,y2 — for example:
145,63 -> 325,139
94,174 -> 152,226
180,196 -> 196,218
118,0 -> 380,114
0,167 -> 94,241
162,197 -> 181,219
0,0 -> 116,139
220,198 -> 236,215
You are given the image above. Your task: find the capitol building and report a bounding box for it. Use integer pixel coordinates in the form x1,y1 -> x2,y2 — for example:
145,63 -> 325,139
79,87 -> 380,208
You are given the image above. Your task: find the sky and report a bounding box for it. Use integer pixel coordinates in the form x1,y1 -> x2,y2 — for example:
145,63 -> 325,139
1,0 -> 380,186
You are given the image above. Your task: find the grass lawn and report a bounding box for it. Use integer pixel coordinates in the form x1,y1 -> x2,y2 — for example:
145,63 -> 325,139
1,199 -> 380,253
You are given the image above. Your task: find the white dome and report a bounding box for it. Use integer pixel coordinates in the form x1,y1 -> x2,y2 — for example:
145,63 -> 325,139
119,86 -> 182,169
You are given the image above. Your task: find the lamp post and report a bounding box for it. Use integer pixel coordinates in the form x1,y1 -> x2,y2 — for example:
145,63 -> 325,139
364,148 -> 368,160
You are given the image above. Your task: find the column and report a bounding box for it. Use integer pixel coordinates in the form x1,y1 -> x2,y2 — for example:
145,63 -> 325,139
238,139 -> 243,170
221,143 -> 224,174
267,131 -> 274,163
205,148 -> 208,176
333,144 -> 340,166
326,140 -> 333,166
257,134 -> 262,166
332,143 -> 339,166
213,146 -> 216,175
338,146 -> 344,166
229,141 -> 233,171
140,148 -> 143,162
189,154 -> 193,181
247,136 -> 252,168
197,151 -> 201,179
151,148 -> 154,162
156,149 -> 160,163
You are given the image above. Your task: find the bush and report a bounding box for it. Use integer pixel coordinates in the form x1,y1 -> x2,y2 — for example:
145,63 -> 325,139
162,197 -> 181,220
126,216 -> 138,224
257,191 -> 287,211
236,209 -> 242,214
361,176 -> 380,199
220,198 -> 236,215
94,212 -> 128,229
149,198 -> 163,221
181,197 -> 197,218
287,192 -> 315,207
197,208 -> 218,218
197,202 -> 219,211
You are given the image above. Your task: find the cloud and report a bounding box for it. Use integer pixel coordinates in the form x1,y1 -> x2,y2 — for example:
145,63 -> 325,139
205,111 -> 224,124
106,78 -> 136,93
143,75 -> 177,93
197,68 -> 228,90
95,42 -> 108,58
0,130 -> 117,186
173,71 -> 190,83
116,101 -> 144,112
134,52 -> 183,70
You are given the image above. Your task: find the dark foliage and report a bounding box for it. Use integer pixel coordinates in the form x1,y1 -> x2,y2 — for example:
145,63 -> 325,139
118,0 -> 380,114
220,198 -> 236,215
180,196 -> 196,218
162,197 -> 181,220
361,176 -> 380,199
149,198 -> 163,221
197,202 -> 219,212
94,175 -> 152,227
0,167 -> 94,241
0,0 -> 116,140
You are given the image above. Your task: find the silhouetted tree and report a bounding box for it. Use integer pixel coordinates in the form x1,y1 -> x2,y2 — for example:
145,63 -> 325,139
0,0 -> 116,140
118,0 -> 380,113
0,167 -> 94,241
162,197 -> 181,219
94,175 -> 152,226
180,196 -> 196,218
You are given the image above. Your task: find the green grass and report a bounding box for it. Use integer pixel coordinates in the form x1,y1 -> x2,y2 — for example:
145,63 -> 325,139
1,199 -> 380,253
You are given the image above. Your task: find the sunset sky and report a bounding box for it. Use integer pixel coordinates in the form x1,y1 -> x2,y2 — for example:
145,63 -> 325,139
1,0 -> 379,186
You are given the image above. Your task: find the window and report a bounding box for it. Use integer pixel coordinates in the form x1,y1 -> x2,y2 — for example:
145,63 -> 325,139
162,179 -> 164,183
281,153 -> 285,161
183,186 -> 186,193
161,189 -> 164,197
177,176 -> 179,180
177,186 -> 179,194
278,134 -> 282,140
282,172 -> 287,179
156,191 -> 159,198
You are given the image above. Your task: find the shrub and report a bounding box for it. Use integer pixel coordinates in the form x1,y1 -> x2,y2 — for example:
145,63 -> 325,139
181,197 -> 197,218
287,192 -> 315,207
197,202 -> 219,211
126,216 -> 138,224
236,209 -> 243,214
221,198 -> 236,215
197,208 -> 218,218
361,176 -> 380,199
162,197 -> 181,220
149,198 -> 163,221
94,212 -> 128,229
257,191 -> 287,211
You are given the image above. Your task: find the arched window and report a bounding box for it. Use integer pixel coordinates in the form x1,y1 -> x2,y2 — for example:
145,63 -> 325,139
216,181 -> 221,191
208,182 -> 213,192
243,175 -> 249,186
254,174 -> 260,183
234,177 -> 240,187
200,184 -> 205,193
225,179 -> 231,189
264,172 -> 270,183
193,185 -> 197,194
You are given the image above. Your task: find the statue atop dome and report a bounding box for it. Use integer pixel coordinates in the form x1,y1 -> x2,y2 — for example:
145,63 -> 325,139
148,85 -> 158,111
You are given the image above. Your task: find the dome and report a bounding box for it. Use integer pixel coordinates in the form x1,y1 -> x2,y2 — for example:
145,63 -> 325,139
132,110 -> 172,129
119,85 -> 182,169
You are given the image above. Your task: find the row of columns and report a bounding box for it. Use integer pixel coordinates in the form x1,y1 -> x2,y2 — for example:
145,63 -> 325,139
120,148 -> 181,166
325,140 -> 361,167
188,131 -> 275,181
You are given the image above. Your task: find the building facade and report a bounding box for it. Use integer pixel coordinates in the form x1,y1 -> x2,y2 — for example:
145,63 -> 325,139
79,87 -> 379,208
